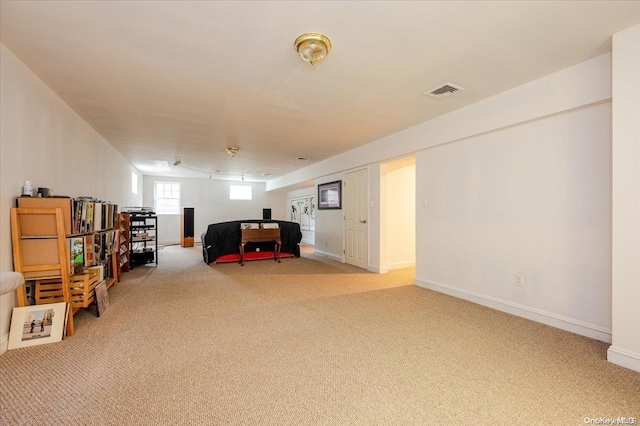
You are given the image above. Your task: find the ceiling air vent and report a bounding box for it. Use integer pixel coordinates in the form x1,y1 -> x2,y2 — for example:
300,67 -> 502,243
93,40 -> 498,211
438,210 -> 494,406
425,82 -> 464,99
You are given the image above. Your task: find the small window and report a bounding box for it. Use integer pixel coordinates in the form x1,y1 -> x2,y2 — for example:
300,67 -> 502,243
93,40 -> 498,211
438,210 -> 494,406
230,185 -> 252,200
154,182 -> 180,214
131,173 -> 138,194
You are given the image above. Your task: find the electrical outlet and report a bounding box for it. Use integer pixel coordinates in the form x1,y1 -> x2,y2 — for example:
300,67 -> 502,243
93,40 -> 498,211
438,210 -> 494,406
514,273 -> 524,287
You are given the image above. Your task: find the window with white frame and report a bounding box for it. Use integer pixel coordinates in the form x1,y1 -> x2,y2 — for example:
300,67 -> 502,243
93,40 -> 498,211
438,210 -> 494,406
154,182 -> 180,214
229,185 -> 252,200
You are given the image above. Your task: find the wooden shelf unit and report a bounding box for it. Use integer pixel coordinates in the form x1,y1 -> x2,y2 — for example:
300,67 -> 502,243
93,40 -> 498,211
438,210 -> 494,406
11,197 -> 121,336
118,213 -> 130,276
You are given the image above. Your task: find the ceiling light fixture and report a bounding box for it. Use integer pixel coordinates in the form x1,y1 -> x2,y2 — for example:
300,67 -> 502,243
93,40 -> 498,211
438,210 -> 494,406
294,33 -> 332,66
225,147 -> 240,157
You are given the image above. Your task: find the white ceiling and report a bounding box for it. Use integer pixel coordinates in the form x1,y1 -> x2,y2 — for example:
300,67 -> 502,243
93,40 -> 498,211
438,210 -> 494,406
1,1 -> 639,184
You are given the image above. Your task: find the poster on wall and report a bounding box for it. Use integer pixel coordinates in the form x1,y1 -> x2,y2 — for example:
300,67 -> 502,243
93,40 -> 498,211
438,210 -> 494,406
300,197 -> 310,231
290,198 -> 301,224
290,195 -> 316,232
309,196 -> 316,231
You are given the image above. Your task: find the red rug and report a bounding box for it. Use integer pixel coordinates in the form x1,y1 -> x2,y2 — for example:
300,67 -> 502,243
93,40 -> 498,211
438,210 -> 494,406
215,251 -> 295,263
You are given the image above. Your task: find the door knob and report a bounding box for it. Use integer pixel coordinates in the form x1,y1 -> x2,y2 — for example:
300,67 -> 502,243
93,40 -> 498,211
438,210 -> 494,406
360,219 -> 367,224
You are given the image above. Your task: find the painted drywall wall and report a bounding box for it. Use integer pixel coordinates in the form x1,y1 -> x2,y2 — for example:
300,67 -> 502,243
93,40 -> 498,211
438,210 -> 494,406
384,160 -> 415,269
415,102 -> 612,341
610,23 -> 640,372
313,173 -> 345,261
142,176 -> 286,244
369,164 -> 384,272
287,186 -> 316,245
0,44 -> 141,353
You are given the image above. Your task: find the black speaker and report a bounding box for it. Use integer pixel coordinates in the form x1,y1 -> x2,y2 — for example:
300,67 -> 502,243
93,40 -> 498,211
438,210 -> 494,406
262,208 -> 272,220
181,207 -> 194,247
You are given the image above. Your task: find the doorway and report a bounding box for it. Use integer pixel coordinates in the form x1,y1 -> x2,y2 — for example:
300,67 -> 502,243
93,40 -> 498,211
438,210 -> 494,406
381,156 -> 416,271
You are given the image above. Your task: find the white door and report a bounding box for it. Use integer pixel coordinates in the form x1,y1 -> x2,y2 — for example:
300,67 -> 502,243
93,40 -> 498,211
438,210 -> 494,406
344,169 -> 367,269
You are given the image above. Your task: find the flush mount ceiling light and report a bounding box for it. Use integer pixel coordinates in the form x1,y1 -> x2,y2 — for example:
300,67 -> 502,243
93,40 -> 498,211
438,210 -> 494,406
225,147 -> 240,157
294,33 -> 332,66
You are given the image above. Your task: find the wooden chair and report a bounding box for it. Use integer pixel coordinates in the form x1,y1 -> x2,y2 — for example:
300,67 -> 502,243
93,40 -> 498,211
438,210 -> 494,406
10,207 -> 75,336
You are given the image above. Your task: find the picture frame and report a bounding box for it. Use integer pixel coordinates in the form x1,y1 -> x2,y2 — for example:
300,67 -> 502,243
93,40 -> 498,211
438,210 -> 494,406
8,302 -> 67,350
300,197 -> 310,230
309,195 -> 316,231
69,237 -> 84,274
289,198 -> 300,224
94,280 -> 110,317
317,180 -> 342,210
289,195 -> 316,230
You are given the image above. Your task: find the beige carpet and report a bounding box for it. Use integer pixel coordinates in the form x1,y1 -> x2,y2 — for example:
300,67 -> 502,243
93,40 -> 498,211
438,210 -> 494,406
1,246 -> 638,425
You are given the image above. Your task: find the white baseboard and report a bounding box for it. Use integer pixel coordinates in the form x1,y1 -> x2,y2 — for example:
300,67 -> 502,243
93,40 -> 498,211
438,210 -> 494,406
301,238 -> 314,245
367,265 -> 389,274
607,346 -> 640,372
368,260 -> 415,273
415,278 -> 612,343
387,261 -> 415,270
313,249 -> 342,263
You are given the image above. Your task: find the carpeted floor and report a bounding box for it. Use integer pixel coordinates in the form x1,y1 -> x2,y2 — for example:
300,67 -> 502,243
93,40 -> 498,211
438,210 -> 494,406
0,245 -> 638,425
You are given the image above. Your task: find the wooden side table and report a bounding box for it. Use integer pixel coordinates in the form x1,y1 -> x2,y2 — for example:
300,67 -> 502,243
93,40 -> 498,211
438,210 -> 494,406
240,228 -> 281,266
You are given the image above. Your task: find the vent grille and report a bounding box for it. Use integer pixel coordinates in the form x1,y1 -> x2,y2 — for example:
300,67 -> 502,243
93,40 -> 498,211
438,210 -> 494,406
425,82 -> 464,99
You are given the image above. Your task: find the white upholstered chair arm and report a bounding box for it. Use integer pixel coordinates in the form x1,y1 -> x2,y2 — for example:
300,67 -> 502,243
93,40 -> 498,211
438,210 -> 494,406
0,271 -> 25,296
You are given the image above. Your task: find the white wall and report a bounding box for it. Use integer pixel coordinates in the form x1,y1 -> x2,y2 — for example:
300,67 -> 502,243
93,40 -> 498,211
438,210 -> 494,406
609,23 -> 640,371
416,103 -> 612,341
0,44 -> 141,354
287,186 -> 316,245
369,164 -> 384,272
143,176 -> 286,244
313,173 -> 345,261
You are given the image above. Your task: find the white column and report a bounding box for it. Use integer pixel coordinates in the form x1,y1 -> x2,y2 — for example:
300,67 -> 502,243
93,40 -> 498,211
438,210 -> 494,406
609,24 -> 640,372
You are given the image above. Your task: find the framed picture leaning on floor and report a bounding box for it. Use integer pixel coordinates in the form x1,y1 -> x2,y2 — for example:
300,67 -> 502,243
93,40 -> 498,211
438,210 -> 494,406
8,302 -> 67,349
95,281 -> 110,317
